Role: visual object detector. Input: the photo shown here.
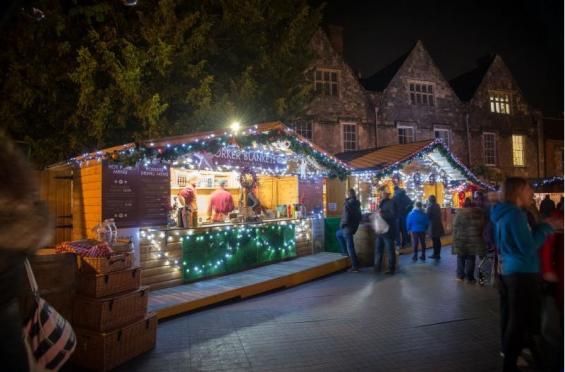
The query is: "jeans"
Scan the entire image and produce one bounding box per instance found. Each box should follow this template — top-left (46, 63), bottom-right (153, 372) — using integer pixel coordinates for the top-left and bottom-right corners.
top-left (411, 232), bottom-right (426, 258)
top-left (500, 274), bottom-right (544, 372)
top-left (396, 217), bottom-right (410, 247)
top-left (375, 236), bottom-right (396, 272)
top-left (431, 237), bottom-right (442, 257)
top-left (456, 255), bottom-right (476, 280)
top-left (336, 228), bottom-right (359, 269)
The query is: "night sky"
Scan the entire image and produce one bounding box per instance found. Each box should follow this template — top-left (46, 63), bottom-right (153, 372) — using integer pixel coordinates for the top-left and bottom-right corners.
top-left (315, 0), bottom-right (564, 116)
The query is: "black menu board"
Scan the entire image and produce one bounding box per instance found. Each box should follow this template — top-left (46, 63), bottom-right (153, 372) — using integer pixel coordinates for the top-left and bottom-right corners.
top-left (138, 164), bottom-right (170, 227)
top-left (102, 161), bottom-right (170, 228)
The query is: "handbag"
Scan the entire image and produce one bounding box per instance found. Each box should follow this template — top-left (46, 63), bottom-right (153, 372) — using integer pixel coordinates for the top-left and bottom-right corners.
top-left (371, 212), bottom-right (389, 234)
top-left (23, 258), bottom-right (76, 371)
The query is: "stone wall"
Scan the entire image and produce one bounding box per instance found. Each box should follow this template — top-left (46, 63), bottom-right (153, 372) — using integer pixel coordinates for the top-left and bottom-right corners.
top-left (305, 30), bottom-right (374, 154)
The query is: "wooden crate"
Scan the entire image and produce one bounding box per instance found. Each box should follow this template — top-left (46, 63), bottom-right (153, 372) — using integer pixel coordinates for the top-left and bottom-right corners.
top-left (77, 267), bottom-right (141, 298)
top-left (78, 252), bottom-right (133, 274)
top-left (73, 313), bottom-right (157, 371)
top-left (73, 286), bottom-right (149, 332)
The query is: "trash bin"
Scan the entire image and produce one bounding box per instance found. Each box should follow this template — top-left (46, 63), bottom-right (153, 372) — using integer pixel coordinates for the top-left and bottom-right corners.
top-left (324, 217), bottom-right (341, 253)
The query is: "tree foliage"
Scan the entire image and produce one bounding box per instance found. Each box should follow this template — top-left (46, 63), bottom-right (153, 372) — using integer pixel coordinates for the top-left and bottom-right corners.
top-left (0, 0), bottom-right (322, 167)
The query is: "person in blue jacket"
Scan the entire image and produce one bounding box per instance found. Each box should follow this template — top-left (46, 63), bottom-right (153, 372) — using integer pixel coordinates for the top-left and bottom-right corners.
top-left (491, 177), bottom-right (560, 372)
top-left (406, 201), bottom-right (430, 261)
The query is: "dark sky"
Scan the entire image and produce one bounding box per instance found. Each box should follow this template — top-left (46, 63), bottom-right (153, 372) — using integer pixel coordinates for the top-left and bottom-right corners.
top-left (315, 0), bottom-right (564, 115)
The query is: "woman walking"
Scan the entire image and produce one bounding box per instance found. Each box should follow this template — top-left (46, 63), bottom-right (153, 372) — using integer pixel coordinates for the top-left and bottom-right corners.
top-left (491, 177), bottom-right (559, 372)
top-left (452, 198), bottom-right (487, 283)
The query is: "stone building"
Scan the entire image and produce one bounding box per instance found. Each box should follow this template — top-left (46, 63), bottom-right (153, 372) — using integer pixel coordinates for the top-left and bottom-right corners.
top-left (542, 116), bottom-right (564, 177)
top-left (295, 28), bottom-right (549, 180)
top-left (360, 40), bottom-right (468, 163)
top-left (291, 26), bottom-right (375, 155)
top-left (450, 55), bottom-right (544, 180)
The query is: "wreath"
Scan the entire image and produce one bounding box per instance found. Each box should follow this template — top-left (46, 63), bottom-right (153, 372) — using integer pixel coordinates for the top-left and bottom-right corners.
top-left (239, 167), bottom-right (257, 190)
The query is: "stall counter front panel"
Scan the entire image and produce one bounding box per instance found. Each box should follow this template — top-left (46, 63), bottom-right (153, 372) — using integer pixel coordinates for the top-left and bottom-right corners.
top-left (138, 218), bottom-right (319, 289)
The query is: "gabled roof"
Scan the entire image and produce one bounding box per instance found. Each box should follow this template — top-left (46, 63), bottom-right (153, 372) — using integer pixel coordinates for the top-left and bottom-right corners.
top-left (337, 139), bottom-right (494, 190)
top-left (57, 121), bottom-right (351, 178)
top-left (336, 140), bottom-right (431, 169)
top-left (360, 50), bottom-right (411, 92)
top-left (449, 55), bottom-right (495, 102)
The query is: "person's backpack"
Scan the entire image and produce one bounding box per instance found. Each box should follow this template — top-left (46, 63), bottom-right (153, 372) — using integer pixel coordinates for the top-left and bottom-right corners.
top-left (371, 212), bottom-right (389, 234)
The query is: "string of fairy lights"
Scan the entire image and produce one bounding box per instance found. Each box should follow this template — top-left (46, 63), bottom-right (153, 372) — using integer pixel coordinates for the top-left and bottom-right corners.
top-left (68, 125), bottom-right (351, 180)
top-left (139, 218), bottom-right (314, 279)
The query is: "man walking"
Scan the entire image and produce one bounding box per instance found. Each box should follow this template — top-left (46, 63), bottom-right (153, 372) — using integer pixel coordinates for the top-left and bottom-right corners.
top-left (374, 187), bottom-right (397, 274)
top-left (426, 195), bottom-right (445, 259)
top-left (336, 189), bottom-right (362, 272)
top-left (393, 187), bottom-right (413, 249)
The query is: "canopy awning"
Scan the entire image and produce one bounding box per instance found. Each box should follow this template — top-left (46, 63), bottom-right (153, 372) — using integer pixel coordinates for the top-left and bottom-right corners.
top-left (336, 139), bottom-right (494, 190)
top-left (55, 122), bottom-right (351, 179)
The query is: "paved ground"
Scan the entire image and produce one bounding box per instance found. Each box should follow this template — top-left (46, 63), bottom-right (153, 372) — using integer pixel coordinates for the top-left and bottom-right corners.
top-left (118, 247), bottom-right (502, 372)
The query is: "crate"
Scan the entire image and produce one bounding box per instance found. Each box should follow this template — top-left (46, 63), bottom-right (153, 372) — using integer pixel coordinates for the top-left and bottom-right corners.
top-left (73, 313), bottom-right (157, 371)
top-left (78, 252), bottom-right (133, 274)
top-left (77, 267), bottom-right (141, 298)
top-left (73, 286), bottom-right (149, 332)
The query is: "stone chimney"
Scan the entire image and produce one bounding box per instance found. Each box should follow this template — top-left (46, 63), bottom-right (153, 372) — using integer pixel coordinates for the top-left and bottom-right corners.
top-left (326, 25), bottom-right (344, 55)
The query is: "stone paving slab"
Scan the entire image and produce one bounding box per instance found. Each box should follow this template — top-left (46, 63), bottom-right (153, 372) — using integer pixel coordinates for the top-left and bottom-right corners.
top-left (116, 246), bottom-right (503, 372)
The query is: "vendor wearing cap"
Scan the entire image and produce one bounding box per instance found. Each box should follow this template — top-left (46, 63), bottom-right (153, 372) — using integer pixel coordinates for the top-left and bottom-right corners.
top-left (208, 180), bottom-right (235, 222)
top-left (177, 177), bottom-right (198, 227)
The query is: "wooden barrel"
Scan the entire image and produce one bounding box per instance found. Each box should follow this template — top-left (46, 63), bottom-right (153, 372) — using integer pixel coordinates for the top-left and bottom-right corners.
top-left (22, 249), bottom-right (77, 321)
top-left (354, 223), bottom-right (375, 267)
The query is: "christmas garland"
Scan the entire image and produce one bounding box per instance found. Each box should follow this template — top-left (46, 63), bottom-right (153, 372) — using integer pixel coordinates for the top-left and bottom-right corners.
top-left (71, 126), bottom-right (350, 179)
top-left (533, 176), bottom-right (564, 188)
top-left (353, 139), bottom-right (495, 190)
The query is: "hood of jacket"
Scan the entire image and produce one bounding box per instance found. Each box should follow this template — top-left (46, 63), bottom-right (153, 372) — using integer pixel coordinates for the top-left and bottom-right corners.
top-left (490, 202), bottom-right (518, 224)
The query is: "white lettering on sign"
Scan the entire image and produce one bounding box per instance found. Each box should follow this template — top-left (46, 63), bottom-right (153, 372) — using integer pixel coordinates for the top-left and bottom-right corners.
top-left (213, 147), bottom-right (282, 165)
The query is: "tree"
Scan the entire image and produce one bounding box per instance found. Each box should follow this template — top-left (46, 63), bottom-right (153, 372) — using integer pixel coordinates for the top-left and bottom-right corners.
top-left (0, 0), bottom-right (322, 167)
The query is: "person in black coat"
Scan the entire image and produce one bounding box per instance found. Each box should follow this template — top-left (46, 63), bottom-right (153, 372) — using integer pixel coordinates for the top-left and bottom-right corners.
top-left (336, 189), bottom-right (362, 272)
top-left (426, 195), bottom-right (445, 259)
top-left (539, 194), bottom-right (556, 218)
top-left (393, 187), bottom-right (412, 248)
top-left (374, 187), bottom-right (398, 274)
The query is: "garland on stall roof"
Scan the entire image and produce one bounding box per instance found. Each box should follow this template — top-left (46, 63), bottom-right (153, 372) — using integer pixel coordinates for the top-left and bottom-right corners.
top-left (533, 176), bottom-right (564, 188)
top-left (353, 139), bottom-right (495, 190)
top-left (70, 126), bottom-right (351, 179)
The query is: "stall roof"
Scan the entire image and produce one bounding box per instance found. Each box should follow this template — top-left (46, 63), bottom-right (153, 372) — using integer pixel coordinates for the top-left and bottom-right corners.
top-left (336, 139), bottom-right (494, 190)
top-left (52, 121), bottom-right (350, 178)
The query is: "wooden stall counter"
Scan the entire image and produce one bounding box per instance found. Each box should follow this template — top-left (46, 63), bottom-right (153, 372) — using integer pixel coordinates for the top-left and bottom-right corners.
top-left (138, 217), bottom-right (323, 290)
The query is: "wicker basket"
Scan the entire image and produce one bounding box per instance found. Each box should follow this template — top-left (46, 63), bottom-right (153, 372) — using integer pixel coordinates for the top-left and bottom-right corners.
top-left (73, 286), bottom-right (149, 332)
top-left (77, 267), bottom-right (141, 298)
top-left (110, 240), bottom-right (133, 254)
top-left (73, 312), bottom-right (157, 371)
top-left (78, 252), bottom-right (133, 274)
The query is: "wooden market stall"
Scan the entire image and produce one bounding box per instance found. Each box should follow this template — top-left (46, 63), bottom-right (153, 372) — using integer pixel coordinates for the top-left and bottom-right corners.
top-left (46, 122), bottom-right (350, 290)
top-left (334, 139), bottom-right (495, 234)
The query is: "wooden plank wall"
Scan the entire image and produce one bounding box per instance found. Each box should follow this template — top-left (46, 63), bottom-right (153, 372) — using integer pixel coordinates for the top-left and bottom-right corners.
top-left (72, 164), bottom-right (102, 240)
top-left (256, 175), bottom-right (299, 210)
top-left (38, 168), bottom-right (73, 245)
top-left (139, 231), bottom-right (183, 290)
top-left (325, 177), bottom-right (347, 217)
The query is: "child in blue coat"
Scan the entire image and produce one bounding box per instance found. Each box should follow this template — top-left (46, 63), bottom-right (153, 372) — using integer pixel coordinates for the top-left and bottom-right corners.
top-left (406, 202), bottom-right (430, 261)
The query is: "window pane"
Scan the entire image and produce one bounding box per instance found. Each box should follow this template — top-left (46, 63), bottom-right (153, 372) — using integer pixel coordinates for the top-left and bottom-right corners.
top-left (410, 93), bottom-right (415, 104)
top-left (410, 83), bottom-right (414, 91)
top-left (331, 72), bottom-right (337, 82)
top-left (415, 85), bottom-right (421, 92)
top-left (331, 84), bottom-right (338, 96)
top-left (422, 95), bottom-right (428, 105)
top-left (429, 96), bottom-right (434, 106)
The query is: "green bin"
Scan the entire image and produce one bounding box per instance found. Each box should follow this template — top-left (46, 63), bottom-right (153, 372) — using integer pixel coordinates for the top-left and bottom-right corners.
top-left (324, 217), bottom-right (342, 253)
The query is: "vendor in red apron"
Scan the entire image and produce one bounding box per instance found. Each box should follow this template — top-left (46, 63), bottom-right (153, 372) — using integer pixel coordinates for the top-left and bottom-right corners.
top-left (177, 177), bottom-right (198, 227)
top-left (208, 181), bottom-right (235, 222)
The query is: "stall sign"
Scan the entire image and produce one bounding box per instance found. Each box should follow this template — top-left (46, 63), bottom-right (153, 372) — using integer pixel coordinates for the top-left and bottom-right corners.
top-left (189, 146), bottom-right (287, 171)
top-left (102, 161), bottom-right (170, 227)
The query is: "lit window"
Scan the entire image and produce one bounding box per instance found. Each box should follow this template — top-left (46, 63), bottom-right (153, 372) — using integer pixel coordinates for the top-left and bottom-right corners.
top-left (342, 123), bottom-right (357, 152)
top-left (489, 92), bottom-right (511, 114)
top-left (314, 68), bottom-right (339, 97)
top-left (512, 135), bottom-right (525, 167)
top-left (398, 126), bottom-right (415, 144)
top-left (483, 132), bottom-right (497, 166)
top-left (434, 128), bottom-right (450, 147)
top-left (291, 120), bottom-right (313, 141)
top-left (409, 82), bottom-right (435, 106)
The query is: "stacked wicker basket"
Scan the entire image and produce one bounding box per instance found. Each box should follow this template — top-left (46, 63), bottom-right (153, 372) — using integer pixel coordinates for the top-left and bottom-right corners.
top-left (71, 245), bottom-right (156, 371)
